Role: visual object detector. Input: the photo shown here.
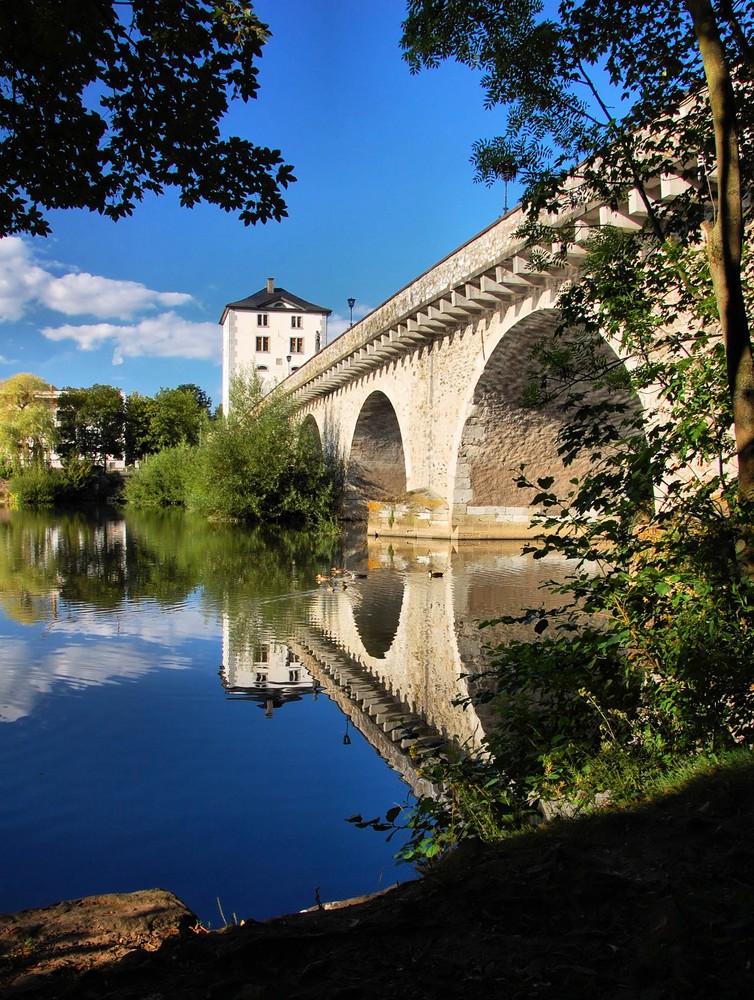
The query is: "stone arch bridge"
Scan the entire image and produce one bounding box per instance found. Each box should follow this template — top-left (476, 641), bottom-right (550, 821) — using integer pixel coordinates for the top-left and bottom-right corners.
top-left (280, 175), bottom-right (688, 540)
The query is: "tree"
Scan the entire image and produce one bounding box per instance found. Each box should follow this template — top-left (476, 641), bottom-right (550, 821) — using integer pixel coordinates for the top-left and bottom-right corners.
top-left (57, 384), bottom-right (125, 467)
top-left (150, 386), bottom-right (208, 450)
top-left (379, 3), bottom-right (754, 851)
top-left (0, 373), bottom-right (57, 471)
top-left (401, 0), bottom-right (754, 497)
top-left (124, 391), bottom-right (157, 464)
top-left (176, 384), bottom-right (213, 417)
top-left (187, 371), bottom-right (337, 523)
top-left (0, 1), bottom-right (295, 237)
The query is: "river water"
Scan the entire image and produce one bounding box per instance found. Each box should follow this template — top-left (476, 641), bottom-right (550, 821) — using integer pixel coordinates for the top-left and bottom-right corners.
top-left (0, 507), bottom-right (566, 926)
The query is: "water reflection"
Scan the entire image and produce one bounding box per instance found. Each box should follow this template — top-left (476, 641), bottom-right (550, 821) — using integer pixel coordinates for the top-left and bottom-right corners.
top-left (0, 510), bottom-right (565, 752)
top-left (0, 509), bottom-right (334, 721)
top-left (0, 510), bottom-right (419, 922)
top-left (220, 633), bottom-right (319, 716)
top-left (291, 536), bottom-right (566, 754)
top-left (210, 530), bottom-right (567, 798)
top-left (350, 572), bottom-right (405, 659)
top-left (0, 509), bottom-right (568, 922)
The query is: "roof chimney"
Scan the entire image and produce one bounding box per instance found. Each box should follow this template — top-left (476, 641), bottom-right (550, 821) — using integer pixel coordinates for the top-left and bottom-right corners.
top-left (266, 277), bottom-right (275, 294)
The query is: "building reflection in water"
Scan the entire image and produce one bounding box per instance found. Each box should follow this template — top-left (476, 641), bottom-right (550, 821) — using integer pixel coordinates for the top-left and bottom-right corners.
top-left (220, 631), bottom-right (320, 718)
top-left (218, 535), bottom-right (568, 796)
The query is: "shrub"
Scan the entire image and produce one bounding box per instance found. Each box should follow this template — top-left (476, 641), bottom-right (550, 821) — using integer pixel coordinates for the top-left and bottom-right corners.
top-left (59, 455), bottom-right (97, 498)
top-left (123, 445), bottom-right (196, 507)
top-left (124, 374), bottom-right (340, 524)
top-left (187, 373), bottom-right (339, 525)
top-left (362, 235), bottom-right (754, 865)
top-left (7, 468), bottom-right (64, 507)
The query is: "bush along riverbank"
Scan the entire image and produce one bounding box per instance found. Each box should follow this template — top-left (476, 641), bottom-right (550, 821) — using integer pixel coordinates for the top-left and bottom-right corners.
top-left (3, 374), bottom-right (342, 528)
top-left (1, 461), bottom-right (124, 509)
top-left (124, 374), bottom-right (340, 527)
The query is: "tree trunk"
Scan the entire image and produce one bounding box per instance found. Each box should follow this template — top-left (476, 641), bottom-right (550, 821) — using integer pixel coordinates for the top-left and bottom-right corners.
top-left (685, 0), bottom-right (754, 503)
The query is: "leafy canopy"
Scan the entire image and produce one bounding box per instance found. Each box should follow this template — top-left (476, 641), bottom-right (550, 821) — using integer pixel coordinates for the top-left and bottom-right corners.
top-left (150, 386), bottom-right (209, 450)
top-left (369, 3), bottom-right (754, 862)
top-left (56, 383), bottom-right (125, 467)
top-left (403, 1), bottom-right (754, 501)
top-left (125, 372), bottom-right (340, 525)
top-left (402, 0), bottom-right (752, 212)
top-left (0, 373), bottom-right (57, 471)
top-left (0, 0), bottom-right (295, 236)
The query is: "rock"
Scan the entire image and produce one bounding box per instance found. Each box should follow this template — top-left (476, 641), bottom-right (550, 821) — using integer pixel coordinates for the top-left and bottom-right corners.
top-left (0, 889), bottom-right (196, 993)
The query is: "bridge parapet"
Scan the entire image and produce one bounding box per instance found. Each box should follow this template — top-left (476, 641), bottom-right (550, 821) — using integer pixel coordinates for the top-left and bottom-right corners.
top-left (280, 160), bottom-right (687, 406)
top-left (283, 207), bottom-right (533, 403)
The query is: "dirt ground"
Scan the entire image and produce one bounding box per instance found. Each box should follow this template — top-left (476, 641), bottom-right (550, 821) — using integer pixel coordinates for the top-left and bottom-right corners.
top-left (2, 760), bottom-right (753, 1000)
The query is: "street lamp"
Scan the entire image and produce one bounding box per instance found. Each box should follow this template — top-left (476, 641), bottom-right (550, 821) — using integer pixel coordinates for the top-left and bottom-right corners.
top-left (347, 297), bottom-right (355, 328)
top-left (286, 354), bottom-right (291, 375)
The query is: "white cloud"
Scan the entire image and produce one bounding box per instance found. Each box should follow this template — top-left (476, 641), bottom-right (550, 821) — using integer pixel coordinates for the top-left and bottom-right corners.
top-left (0, 598), bottom-right (202, 723)
top-left (40, 272), bottom-right (192, 319)
top-left (0, 236), bottom-right (215, 366)
top-left (0, 237), bottom-right (50, 321)
top-left (42, 312), bottom-right (221, 365)
top-left (0, 236), bottom-right (194, 323)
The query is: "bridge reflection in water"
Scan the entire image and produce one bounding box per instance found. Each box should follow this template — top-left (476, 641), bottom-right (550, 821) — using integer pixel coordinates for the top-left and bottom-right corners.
top-left (220, 536), bottom-right (566, 797)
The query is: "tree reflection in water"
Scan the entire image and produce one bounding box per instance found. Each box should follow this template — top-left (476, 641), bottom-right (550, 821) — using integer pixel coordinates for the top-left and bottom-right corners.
top-left (0, 508), bottom-right (566, 926)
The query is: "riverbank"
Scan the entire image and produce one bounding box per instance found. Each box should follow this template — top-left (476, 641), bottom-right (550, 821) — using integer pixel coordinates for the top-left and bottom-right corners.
top-left (2, 756), bottom-right (753, 999)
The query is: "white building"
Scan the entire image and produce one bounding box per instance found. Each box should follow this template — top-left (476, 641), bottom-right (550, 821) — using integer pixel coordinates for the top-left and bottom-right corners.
top-left (220, 278), bottom-right (331, 413)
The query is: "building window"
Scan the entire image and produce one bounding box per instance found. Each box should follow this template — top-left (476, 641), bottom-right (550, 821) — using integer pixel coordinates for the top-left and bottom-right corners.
top-left (256, 336), bottom-right (269, 352)
top-left (290, 337), bottom-right (304, 354)
top-left (257, 314), bottom-right (268, 327)
top-left (256, 364), bottom-right (268, 372)
top-left (291, 315), bottom-right (302, 329)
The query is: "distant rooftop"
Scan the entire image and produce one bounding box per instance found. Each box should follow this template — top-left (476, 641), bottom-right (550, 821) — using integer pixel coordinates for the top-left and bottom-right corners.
top-left (220, 281), bottom-right (331, 323)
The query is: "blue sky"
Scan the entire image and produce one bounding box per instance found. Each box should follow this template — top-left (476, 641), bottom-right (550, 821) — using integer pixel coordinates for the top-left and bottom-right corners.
top-left (0, 0), bottom-right (514, 410)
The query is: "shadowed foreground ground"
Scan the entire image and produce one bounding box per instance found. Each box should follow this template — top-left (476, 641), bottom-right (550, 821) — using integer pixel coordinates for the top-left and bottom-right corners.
top-left (2, 761), bottom-right (753, 999)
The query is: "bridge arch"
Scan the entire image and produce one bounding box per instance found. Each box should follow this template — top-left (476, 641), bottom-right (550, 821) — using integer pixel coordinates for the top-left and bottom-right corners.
top-left (299, 414), bottom-right (323, 453)
top-left (306, 548), bottom-right (486, 744)
top-left (451, 309), bottom-right (648, 511)
top-left (347, 390), bottom-right (408, 504)
top-left (350, 571), bottom-right (405, 659)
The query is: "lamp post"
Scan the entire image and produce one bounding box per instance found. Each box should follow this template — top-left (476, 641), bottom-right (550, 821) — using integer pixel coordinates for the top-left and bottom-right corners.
top-left (347, 297), bottom-right (355, 328)
top-left (286, 354), bottom-right (291, 375)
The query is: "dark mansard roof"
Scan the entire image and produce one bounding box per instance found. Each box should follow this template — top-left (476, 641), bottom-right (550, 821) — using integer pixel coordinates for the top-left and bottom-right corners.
top-left (220, 285), bottom-right (331, 323)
